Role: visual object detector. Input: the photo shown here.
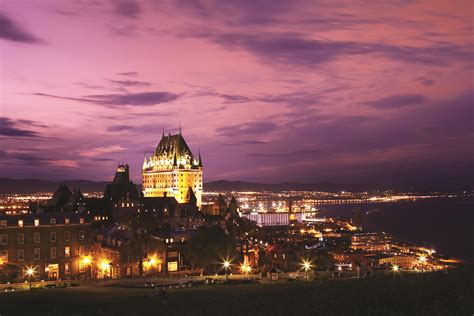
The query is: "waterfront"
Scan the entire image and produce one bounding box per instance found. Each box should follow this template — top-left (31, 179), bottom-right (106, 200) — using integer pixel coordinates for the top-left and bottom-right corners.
top-left (319, 197), bottom-right (474, 261)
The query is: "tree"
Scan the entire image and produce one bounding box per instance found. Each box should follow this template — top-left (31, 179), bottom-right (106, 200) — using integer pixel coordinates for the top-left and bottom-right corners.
top-left (0, 264), bottom-right (19, 283)
top-left (184, 225), bottom-right (239, 274)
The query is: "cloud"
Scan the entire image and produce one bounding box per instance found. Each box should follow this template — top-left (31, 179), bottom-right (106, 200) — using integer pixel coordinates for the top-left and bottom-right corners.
top-left (0, 117), bottom-right (43, 138)
top-left (107, 79), bottom-right (152, 87)
top-left (188, 32), bottom-right (472, 68)
top-left (78, 145), bottom-right (126, 158)
top-left (0, 12), bottom-right (43, 44)
top-left (215, 122), bottom-right (277, 138)
top-left (116, 71), bottom-right (139, 77)
top-left (113, 0), bottom-right (141, 19)
top-left (364, 94), bottom-right (426, 109)
top-left (33, 91), bottom-right (181, 107)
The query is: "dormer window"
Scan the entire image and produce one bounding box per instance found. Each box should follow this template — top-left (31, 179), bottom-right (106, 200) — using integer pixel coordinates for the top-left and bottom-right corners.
top-left (18, 220), bottom-right (23, 228)
top-left (79, 217), bottom-right (84, 225)
top-left (65, 218), bottom-right (70, 225)
top-left (50, 218), bottom-right (56, 225)
top-left (34, 219), bottom-right (40, 227)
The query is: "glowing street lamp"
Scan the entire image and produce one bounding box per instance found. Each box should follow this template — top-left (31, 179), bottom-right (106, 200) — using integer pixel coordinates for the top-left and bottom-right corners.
top-left (26, 267), bottom-right (35, 290)
top-left (81, 256), bottom-right (92, 279)
top-left (392, 265), bottom-right (399, 272)
top-left (302, 260), bottom-right (312, 280)
top-left (223, 260), bottom-right (231, 281)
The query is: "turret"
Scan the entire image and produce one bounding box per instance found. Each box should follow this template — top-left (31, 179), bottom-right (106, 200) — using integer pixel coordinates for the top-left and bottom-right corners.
top-left (198, 150), bottom-right (203, 168)
top-left (142, 156), bottom-right (147, 170)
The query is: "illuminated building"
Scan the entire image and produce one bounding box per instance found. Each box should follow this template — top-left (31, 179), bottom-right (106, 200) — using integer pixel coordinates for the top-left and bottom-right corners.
top-left (142, 131), bottom-right (203, 208)
top-left (379, 255), bottom-right (418, 269)
top-left (0, 213), bottom-right (93, 281)
top-left (351, 232), bottom-right (391, 252)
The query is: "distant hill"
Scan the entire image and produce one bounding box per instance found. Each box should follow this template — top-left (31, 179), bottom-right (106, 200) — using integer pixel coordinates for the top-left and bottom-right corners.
top-left (0, 178), bottom-right (110, 194)
top-left (0, 178), bottom-right (468, 195)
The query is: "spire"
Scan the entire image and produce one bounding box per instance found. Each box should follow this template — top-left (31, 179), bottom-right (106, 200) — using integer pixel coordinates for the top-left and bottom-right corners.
top-left (179, 122), bottom-right (182, 136)
top-left (198, 149), bottom-right (203, 168)
top-left (142, 155), bottom-right (147, 169)
top-left (162, 125), bottom-right (165, 138)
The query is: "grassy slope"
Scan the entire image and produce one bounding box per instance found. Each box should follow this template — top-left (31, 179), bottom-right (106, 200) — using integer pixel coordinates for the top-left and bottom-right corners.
top-left (0, 268), bottom-right (472, 316)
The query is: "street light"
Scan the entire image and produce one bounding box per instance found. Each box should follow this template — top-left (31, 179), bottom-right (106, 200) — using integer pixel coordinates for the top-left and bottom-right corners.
top-left (26, 267), bottom-right (35, 290)
top-left (302, 260), bottom-right (312, 280)
top-left (392, 265), bottom-right (399, 272)
top-left (81, 256), bottom-right (92, 279)
top-left (223, 260), bottom-right (231, 281)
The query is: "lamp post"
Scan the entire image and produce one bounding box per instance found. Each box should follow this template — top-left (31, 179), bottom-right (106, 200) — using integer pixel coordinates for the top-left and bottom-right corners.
top-left (26, 267), bottom-right (34, 290)
top-left (223, 260), bottom-right (230, 281)
top-left (302, 260), bottom-right (311, 280)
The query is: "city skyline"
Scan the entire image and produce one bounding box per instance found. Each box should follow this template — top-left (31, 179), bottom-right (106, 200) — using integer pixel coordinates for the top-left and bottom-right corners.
top-left (1, 1), bottom-right (473, 188)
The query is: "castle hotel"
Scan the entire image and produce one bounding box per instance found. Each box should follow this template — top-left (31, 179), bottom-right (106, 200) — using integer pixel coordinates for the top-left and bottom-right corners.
top-left (142, 131), bottom-right (203, 208)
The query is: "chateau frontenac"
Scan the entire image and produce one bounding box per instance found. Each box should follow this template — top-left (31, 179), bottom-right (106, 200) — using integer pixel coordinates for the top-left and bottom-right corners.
top-left (142, 131), bottom-right (203, 208)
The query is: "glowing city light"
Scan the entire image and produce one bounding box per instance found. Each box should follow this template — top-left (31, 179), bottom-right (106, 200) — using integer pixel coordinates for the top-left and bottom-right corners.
top-left (392, 265), bottom-right (399, 272)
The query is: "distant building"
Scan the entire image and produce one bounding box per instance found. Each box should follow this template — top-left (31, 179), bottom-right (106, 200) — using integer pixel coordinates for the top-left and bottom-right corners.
top-left (379, 255), bottom-right (417, 269)
top-left (351, 232), bottom-right (391, 252)
top-left (92, 224), bottom-right (179, 278)
top-left (0, 212), bottom-right (93, 281)
top-left (142, 132), bottom-right (203, 208)
top-left (242, 212), bottom-right (303, 227)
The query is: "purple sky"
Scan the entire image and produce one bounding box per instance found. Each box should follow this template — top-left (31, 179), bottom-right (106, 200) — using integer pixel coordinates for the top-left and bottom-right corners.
top-left (0, 0), bottom-right (472, 187)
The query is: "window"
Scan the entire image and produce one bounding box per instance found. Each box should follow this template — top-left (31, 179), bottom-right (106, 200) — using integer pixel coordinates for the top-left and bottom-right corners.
top-left (79, 245), bottom-right (85, 256)
top-left (0, 235), bottom-right (7, 245)
top-left (50, 232), bottom-right (56, 243)
top-left (64, 231), bottom-right (70, 242)
top-left (65, 263), bottom-right (71, 274)
top-left (0, 220), bottom-right (7, 227)
top-left (80, 217), bottom-right (84, 224)
top-left (34, 248), bottom-right (40, 260)
top-left (79, 261), bottom-right (85, 273)
top-left (18, 233), bottom-right (24, 244)
top-left (65, 246), bottom-right (70, 257)
top-left (167, 251), bottom-right (178, 258)
top-left (34, 219), bottom-right (40, 227)
top-left (34, 232), bottom-right (40, 243)
top-left (18, 220), bottom-right (23, 228)
top-left (79, 231), bottom-right (85, 241)
top-left (18, 249), bottom-right (24, 261)
top-left (0, 250), bottom-right (8, 262)
top-left (50, 218), bottom-right (56, 225)
top-left (50, 247), bottom-right (56, 259)
top-left (65, 218), bottom-right (70, 225)
top-left (167, 261), bottom-right (178, 272)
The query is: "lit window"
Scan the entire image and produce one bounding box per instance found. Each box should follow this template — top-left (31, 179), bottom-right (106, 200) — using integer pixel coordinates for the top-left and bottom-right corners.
top-left (18, 249), bottom-right (24, 261)
top-left (65, 218), bottom-right (70, 225)
top-left (50, 247), bottom-right (56, 259)
top-left (18, 220), bottom-right (23, 228)
top-left (34, 219), bottom-right (40, 227)
top-left (50, 232), bottom-right (56, 243)
top-left (0, 250), bottom-right (8, 262)
top-left (79, 217), bottom-right (84, 225)
top-left (65, 263), bottom-right (71, 274)
top-left (167, 261), bottom-right (178, 272)
top-left (65, 246), bottom-right (70, 257)
top-left (34, 248), bottom-right (41, 260)
top-left (79, 261), bottom-right (85, 273)
top-left (50, 218), bottom-right (56, 225)
top-left (18, 233), bottom-right (24, 244)
top-left (79, 245), bottom-right (85, 256)
top-left (0, 220), bottom-right (6, 227)
top-left (34, 233), bottom-right (40, 243)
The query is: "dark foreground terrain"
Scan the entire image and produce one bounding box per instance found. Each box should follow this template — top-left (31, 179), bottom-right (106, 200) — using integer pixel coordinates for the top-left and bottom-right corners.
top-left (0, 268), bottom-right (472, 316)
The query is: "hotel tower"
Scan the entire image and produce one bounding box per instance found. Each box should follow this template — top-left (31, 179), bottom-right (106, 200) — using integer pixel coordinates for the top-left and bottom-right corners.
top-left (142, 131), bottom-right (203, 208)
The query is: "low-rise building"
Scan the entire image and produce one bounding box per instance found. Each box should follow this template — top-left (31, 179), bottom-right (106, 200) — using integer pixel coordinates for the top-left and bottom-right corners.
top-left (0, 212), bottom-right (93, 281)
top-left (351, 232), bottom-right (391, 252)
top-left (379, 255), bottom-right (418, 269)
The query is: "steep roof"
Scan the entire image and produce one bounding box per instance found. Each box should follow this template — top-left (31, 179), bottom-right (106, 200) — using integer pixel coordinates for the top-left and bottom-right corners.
top-left (154, 133), bottom-right (195, 161)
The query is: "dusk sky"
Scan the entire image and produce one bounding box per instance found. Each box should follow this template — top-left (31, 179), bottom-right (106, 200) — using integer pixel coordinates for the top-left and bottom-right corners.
top-left (0, 0), bottom-right (472, 187)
